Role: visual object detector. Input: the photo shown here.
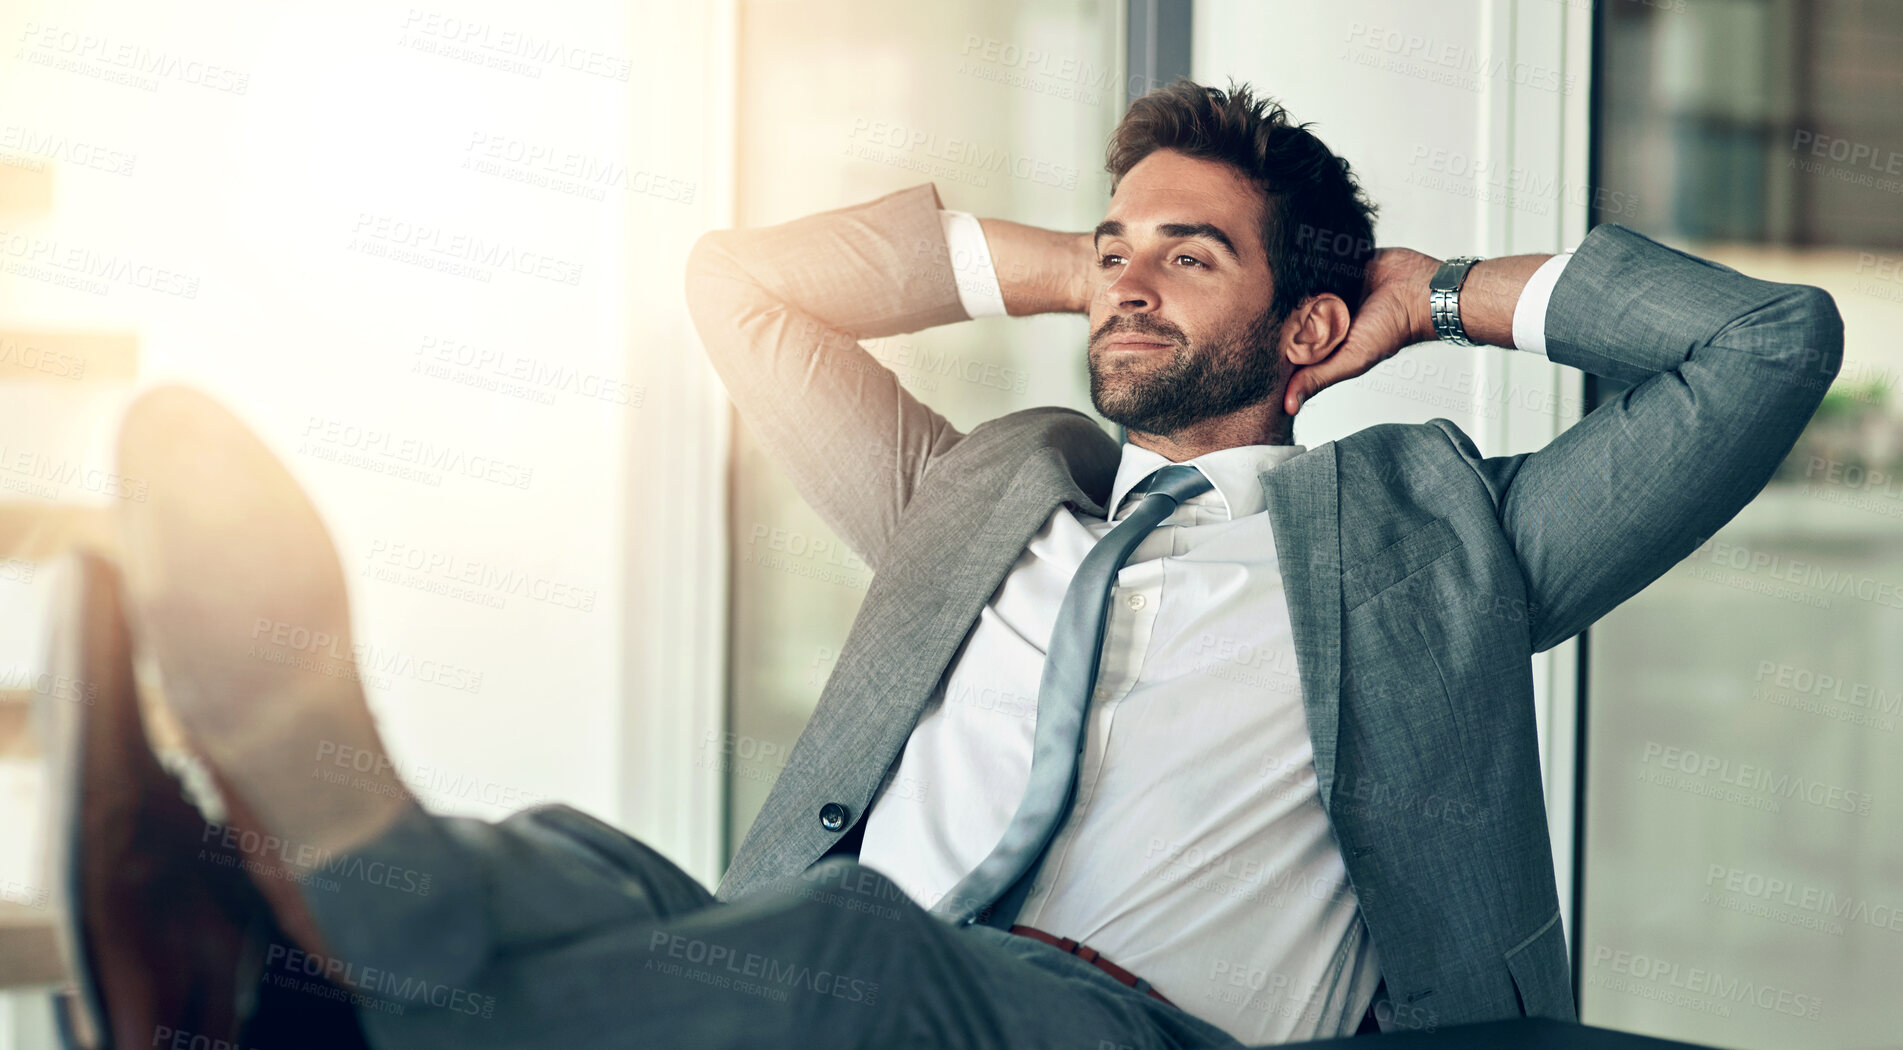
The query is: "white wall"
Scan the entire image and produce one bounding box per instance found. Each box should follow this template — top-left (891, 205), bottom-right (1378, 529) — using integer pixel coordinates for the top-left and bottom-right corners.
top-left (0, 0), bottom-right (738, 870)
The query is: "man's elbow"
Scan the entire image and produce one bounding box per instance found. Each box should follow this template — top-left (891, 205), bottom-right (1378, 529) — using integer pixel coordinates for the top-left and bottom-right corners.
top-left (684, 229), bottom-right (741, 316)
top-left (685, 228), bottom-right (780, 354)
top-left (1771, 284), bottom-right (1845, 390)
top-left (1718, 283), bottom-right (1844, 408)
top-left (1794, 283), bottom-right (1845, 378)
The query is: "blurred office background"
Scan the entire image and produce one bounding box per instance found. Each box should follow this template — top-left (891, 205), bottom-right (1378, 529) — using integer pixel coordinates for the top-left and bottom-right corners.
top-left (1585, 3), bottom-right (1903, 1050)
top-left (0, 1), bottom-right (1895, 1047)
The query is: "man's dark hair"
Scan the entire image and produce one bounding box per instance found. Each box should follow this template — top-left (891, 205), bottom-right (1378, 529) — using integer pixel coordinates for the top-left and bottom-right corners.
top-left (1106, 78), bottom-right (1378, 323)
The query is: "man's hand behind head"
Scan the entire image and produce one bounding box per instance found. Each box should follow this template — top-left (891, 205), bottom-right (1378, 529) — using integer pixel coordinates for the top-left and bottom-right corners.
top-left (1284, 247), bottom-right (1440, 416)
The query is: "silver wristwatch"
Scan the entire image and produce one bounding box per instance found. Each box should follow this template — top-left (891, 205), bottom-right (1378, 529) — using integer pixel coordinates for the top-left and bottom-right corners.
top-left (1429, 256), bottom-right (1483, 347)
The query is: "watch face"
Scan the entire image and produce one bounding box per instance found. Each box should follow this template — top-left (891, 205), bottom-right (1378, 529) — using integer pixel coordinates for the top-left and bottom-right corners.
top-left (1431, 257), bottom-right (1480, 291)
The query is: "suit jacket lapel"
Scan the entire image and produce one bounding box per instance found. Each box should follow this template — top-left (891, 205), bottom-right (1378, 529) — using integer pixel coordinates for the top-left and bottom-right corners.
top-left (1261, 444), bottom-right (1344, 805)
top-left (869, 443), bottom-right (1104, 723)
top-left (719, 431), bottom-right (1112, 897)
top-left (834, 443), bottom-right (1105, 801)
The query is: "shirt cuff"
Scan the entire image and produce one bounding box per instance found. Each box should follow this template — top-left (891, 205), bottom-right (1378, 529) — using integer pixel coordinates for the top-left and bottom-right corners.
top-left (1509, 253), bottom-right (1572, 357)
top-left (938, 210), bottom-right (1008, 319)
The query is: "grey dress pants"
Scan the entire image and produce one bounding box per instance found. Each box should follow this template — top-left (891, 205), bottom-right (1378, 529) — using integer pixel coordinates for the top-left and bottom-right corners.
top-left (288, 803), bottom-right (1247, 1050)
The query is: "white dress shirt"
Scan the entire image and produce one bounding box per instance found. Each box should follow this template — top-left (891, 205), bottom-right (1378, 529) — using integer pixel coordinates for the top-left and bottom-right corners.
top-left (857, 213), bottom-right (1572, 1044)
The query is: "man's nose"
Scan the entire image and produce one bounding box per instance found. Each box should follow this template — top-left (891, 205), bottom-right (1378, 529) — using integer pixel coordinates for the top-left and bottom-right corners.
top-left (1106, 259), bottom-right (1160, 313)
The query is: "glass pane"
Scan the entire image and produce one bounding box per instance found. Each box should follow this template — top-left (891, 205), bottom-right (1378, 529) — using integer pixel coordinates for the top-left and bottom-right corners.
top-left (1582, 3), bottom-right (1903, 1048)
top-left (724, 0), bottom-right (1121, 862)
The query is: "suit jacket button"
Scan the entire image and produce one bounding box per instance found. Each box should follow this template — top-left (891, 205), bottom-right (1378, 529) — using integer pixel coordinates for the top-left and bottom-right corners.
top-left (819, 802), bottom-right (849, 832)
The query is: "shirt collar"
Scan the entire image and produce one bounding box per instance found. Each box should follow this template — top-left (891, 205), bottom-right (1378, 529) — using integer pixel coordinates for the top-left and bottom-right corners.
top-left (1105, 441), bottom-right (1307, 522)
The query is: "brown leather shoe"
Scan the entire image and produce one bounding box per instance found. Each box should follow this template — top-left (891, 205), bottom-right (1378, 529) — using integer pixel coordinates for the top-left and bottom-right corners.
top-left (44, 550), bottom-right (370, 1050)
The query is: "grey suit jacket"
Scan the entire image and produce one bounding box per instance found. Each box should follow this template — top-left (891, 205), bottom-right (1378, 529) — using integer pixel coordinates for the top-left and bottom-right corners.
top-left (683, 184), bottom-right (1844, 1033)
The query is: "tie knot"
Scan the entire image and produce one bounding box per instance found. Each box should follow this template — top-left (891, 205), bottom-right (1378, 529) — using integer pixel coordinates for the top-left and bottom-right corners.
top-left (1138, 464), bottom-right (1212, 505)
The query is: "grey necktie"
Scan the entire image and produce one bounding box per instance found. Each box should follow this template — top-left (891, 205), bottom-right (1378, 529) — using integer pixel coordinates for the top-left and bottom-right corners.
top-left (932, 463), bottom-right (1213, 928)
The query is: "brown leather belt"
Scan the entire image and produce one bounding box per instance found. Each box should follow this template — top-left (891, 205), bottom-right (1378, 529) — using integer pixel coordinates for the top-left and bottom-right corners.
top-left (1008, 925), bottom-right (1174, 1006)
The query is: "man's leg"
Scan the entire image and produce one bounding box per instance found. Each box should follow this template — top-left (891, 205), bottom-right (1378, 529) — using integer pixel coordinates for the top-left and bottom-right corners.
top-left (295, 802), bottom-right (1243, 1050)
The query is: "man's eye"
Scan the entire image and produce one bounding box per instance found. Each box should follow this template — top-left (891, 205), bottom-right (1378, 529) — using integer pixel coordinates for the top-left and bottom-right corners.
top-left (1175, 255), bottom-right (1207, 268)
top-left (1098, 253), bottom-right (1126, 268)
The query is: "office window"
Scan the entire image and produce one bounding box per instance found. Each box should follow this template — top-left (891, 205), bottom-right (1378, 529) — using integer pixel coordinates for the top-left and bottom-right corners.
top-left (1580, 2), bottom-right (1903, 1048)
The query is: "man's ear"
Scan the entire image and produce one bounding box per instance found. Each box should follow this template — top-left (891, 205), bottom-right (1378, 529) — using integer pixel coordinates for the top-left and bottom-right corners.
top-left (1279, 293), bottom-right (1352, 368)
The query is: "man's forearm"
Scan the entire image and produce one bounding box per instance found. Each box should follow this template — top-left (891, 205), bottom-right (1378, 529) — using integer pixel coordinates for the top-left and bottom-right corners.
top-left (1450, 255), bottom-right (1554, 349)
top-left (1385, 252), bottom-right (1555, 350)
top-left (977, 218), bottom-right (1094, 316)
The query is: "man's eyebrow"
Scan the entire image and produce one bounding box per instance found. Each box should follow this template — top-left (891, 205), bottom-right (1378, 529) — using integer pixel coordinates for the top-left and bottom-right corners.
top-left (1092, 220), bottom-right (1242, 263)
top-left (1158, 222), bottom-right (1241, 262)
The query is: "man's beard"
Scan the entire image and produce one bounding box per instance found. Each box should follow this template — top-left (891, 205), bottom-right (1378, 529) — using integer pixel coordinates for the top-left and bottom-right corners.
top-left (1087, 305), bottom-right (1287, 437)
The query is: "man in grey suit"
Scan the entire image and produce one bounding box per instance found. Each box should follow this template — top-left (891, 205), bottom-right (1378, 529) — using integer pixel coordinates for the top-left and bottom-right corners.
top-left (70, 80), bottom-right (1839, 1049)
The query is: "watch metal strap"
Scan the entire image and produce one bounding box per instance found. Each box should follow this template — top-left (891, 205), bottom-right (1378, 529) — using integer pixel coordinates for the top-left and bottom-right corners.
top-left (1429, 255), bottom-right (1483, 347)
